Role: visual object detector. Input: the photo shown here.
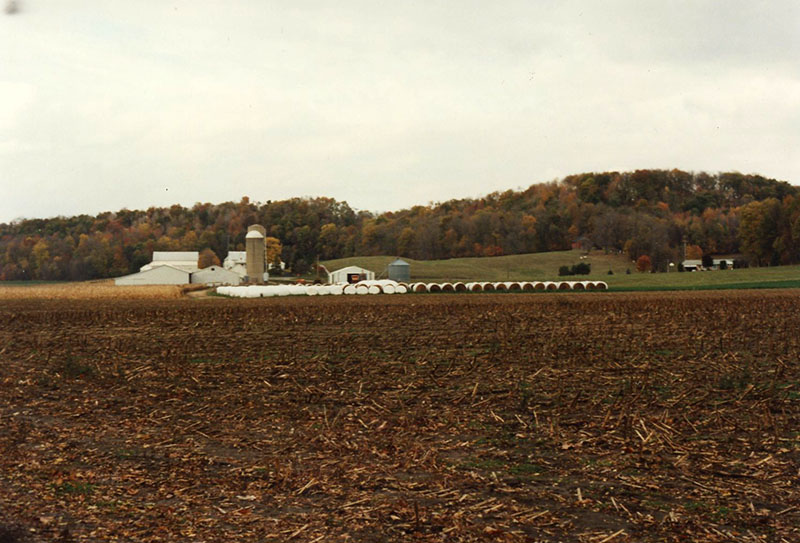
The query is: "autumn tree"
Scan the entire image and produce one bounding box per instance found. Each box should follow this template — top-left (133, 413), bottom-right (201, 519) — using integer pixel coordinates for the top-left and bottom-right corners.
top-left (265, 236), bottom-right (283, 269)
top-left (198, 248), bottom-right (220, 268)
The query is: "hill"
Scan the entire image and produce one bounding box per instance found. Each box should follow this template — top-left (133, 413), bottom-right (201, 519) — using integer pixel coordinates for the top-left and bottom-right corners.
top-left (2, 169), bottom-right (799, 281)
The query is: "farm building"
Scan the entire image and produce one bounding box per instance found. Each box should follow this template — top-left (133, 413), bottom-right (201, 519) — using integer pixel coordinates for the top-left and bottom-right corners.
top-left (223, 251), bottom-right (247, 277)
top-left (328, 266), bottom-right (375, 284)
top-left (682, 259), bottom-right (702, 271)
top-left (141, 251), bottom-right (199, 272)
top-left (191, 266), bottom-right (242, 286)
top-left (387, 258), bottom-right (410, 282)
top-left (246, 227), bottom-right (267, 283)
top-left (115, 265), bottom-right (192, 286)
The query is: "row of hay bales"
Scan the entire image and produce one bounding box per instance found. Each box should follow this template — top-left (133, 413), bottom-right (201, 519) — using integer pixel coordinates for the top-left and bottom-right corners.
top-left (217, 280), bottom-right (409, 298)
top-left (407, 280), bottom-right (608, 293)
top-left (218, 280), bottom-right (608, 298)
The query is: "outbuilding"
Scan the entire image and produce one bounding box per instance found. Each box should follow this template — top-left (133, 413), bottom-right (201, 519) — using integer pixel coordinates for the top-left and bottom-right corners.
top-left (115, 265), bottom-right (192, 286)
top-left (328, 265), bottom-right (375, 284)
top-left (387, 258), bottom-right (410, 282)
top-left (682, 259), bottom-right (702, 272)
top-left (191, 266), bottom-right (242, 286)
top-left (140, 251), bottom-right (199, 272)
top-left (223, 251), bottom-right (247, 278)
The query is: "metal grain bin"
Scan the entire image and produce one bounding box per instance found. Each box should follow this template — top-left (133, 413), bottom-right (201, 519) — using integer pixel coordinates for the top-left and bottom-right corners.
top-left (387, 258), bottom-right (410, 282)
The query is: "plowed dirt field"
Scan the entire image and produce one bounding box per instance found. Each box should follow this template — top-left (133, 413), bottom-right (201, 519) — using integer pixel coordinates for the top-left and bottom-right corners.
top-left (2, 291), bottom-right (799, 542)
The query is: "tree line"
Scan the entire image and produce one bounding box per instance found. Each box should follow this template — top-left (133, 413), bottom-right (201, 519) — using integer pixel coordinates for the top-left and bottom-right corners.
top-left (1, 169), bottom-right (799, 281)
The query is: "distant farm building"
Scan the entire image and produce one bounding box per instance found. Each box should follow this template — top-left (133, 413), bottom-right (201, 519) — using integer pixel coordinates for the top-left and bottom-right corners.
top-left (682, 259), bottom-right (702, 272)
top-left (329, 266), bottom-right (375, 284)
top-left (387, 258), bottom-right (410, 282)
top-left (223, 251), bottom-right (247, 277)
top-left (141, 251), bottom-right (199, 272)
top-left (191, 266), bottom-right (242, 286)
top-left (115, 265), bottom-right (192, 286)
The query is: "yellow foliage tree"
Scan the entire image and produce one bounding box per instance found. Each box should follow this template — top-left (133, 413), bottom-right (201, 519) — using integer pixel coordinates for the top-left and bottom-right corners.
top-left (265, 236), bottom-right (283, 267)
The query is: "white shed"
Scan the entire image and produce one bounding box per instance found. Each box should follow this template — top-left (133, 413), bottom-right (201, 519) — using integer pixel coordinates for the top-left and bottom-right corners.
top-left (682, 259), bottom-right (702, 271)
top-left (140, 251), bottom-right (199, 272)
top-left (191, 266), bottom-right (242, 286)
top-left (328, 265), bottom-right (375, 284)
top-left (115, 265), bottom-right (192, 286)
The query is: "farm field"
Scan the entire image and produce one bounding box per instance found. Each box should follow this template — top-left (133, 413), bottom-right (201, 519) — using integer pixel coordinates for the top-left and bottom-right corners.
top-left (0, 281), bottom-right (189, 300)
top-left (323, 251), bottom-right (800, 291)
top-left (1, 292), bottom-right (800, 542)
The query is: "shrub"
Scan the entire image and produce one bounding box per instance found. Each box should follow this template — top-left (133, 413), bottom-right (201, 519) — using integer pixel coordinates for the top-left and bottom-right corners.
top-left (572, 262), bottom-right (591, 275)
top-left (559, 263), bottom-right (591, 276)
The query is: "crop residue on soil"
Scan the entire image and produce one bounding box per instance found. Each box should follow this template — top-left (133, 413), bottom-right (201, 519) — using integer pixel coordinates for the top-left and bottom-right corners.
top-left (1, 291), bottom-right (799, 542)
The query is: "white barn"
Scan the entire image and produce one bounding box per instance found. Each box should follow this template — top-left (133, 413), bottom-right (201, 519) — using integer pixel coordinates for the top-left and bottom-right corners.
top-left (223, 251), bottom-right (247, 278)
top-left (191, 266), bottom-right (242, 286)
top-left (141, 251), bottom-right (199, 272)
top-left (328, 265), bottom-right (375, 284)
top-left (115, 265), bottom-right (192, 286)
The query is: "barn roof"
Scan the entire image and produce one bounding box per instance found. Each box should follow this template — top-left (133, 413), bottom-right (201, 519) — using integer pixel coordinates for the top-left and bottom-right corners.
top-left (153, 251), bottom-right (199, 262)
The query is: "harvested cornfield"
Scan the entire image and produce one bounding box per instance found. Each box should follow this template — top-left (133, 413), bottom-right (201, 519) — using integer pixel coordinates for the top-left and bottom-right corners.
top-left (1, 291), bottom-right (800, 542)
top-left (0, 281), bottom-right (187, 300)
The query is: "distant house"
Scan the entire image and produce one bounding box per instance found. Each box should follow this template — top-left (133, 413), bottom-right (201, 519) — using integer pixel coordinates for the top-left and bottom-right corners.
top-left (712, 259), bottom-right (734, 270)
top-left (115, 265), bottom-right (192, 286)
top-left (328, 266), bottom-right (375, 284)
top-left (141, 251), bottom-right (199, 272)
top-left (191, 266), bottom-right (241, 286)
top-left (682, 259), bottom-right (702, 272)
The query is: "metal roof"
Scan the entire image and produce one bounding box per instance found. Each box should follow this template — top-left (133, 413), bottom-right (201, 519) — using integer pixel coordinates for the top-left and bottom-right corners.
top-left (152, 251), bottom-right (199, 261)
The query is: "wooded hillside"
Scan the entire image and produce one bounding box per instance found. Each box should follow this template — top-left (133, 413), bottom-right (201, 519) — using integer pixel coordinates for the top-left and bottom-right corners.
top-left (2, 170), bottom-right (799, 281)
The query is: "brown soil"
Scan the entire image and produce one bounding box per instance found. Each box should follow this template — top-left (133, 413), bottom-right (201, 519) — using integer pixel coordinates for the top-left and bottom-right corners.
top-left (1, 291), bottom-right (799, 541)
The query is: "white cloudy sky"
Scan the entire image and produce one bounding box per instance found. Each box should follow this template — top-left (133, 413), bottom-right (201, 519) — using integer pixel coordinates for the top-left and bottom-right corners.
top-left (1, 1), bottom-right (798, 222)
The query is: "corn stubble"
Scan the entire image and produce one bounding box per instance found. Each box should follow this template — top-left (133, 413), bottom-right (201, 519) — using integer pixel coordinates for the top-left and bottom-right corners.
top-left (0, 290), bottom-right (798, 542)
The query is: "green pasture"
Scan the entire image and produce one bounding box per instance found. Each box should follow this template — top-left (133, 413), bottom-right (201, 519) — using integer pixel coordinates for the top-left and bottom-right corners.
top-left (323, 250), bottom-right (800, 291)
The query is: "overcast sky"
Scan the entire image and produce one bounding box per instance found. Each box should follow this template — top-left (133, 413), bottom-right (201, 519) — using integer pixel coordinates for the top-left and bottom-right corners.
top-left (1, 1), bottom-right (798, 223)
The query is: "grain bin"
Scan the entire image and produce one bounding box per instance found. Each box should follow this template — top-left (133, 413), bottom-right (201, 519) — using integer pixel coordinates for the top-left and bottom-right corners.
top-left (387, 258), bottom-right (411, 282)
